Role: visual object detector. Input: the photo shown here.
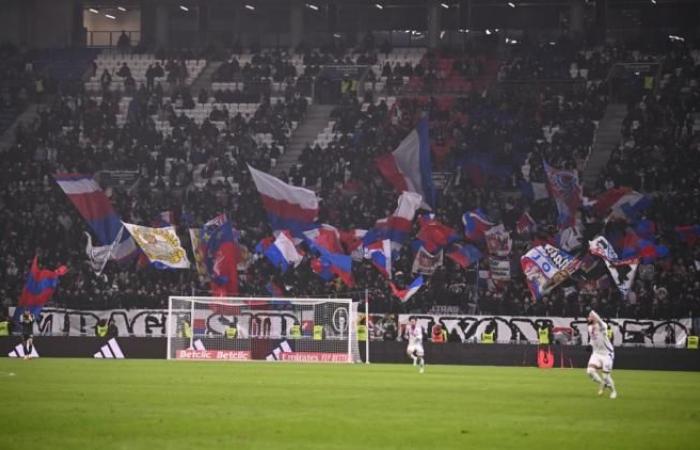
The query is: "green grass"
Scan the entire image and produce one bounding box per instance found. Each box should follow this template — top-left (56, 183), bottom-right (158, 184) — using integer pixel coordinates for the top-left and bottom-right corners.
top-left (1, 359), bottom-right (699, 450)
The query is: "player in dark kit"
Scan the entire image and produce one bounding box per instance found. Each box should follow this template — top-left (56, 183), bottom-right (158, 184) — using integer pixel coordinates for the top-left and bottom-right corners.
top-left (20, 311), bottom-right (35, 360)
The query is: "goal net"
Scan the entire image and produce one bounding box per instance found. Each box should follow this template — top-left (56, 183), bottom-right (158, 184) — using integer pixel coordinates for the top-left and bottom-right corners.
top-left (167, 296), bottom-right (361, 363)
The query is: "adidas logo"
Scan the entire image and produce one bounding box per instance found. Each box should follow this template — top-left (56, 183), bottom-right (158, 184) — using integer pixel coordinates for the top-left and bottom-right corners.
top-left (265, 340), bottom-right (292, 361)
top-left (8, 343), bottom-right (39, 358)
top-left (94, 338), bottom-right (125, 359)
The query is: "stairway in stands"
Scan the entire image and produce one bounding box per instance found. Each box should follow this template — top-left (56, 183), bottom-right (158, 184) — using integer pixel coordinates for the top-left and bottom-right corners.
top-left (582, 103), bottom-right (627, 190)
top-left (189, 61), bottom-right (221, 96)
top-left (272, 104), bottom-right (335, 178)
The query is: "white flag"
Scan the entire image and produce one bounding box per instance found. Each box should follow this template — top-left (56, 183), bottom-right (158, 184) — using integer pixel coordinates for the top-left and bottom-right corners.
top-left (122, 223), bottom-right (191, 269)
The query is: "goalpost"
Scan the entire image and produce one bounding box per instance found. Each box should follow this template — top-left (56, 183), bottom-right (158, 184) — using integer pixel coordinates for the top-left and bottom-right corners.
top-left (167, 296), bottom-right (363, 363)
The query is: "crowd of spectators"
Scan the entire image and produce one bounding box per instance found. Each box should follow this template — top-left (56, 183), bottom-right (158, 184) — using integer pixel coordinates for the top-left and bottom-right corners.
top-left (0, 39), bottom-right (698, 326)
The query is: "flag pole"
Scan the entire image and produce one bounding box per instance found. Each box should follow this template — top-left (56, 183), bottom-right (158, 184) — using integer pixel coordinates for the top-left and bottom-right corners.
top-left (474, 259), bottom-right (479, 313)
top-left (365, 288), bottom-right (370, 364)
top-left (98, 225), bottom-right (124, 276)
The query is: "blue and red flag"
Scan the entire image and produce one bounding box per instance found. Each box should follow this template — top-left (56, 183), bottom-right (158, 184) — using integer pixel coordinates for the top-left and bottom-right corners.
top-left (676, 225), bottom-right (700, 246)
top-left (618, 230), bottom-right (669, 263)
top-left (446, 243), bottom-right (482, 268)
top-left (54, 173), bottom-right (137, 262)
top-left (416, 218), bottom-right (459, 254)
top-left (462, 209), bottom-right (494, 242)
top-left (308, 240), bottom-right (354, 286)
top-left (200, 214), bottom-right (240, 296)
top-left (15, 256), bottom-right (68, 317)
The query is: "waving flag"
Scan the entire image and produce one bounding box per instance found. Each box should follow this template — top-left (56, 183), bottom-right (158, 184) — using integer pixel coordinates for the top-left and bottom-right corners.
top-left (618, 230), bottom-right (669, 263)
top-left (484, 224), bottom-right (512, 257)
top-left (462, 209), bottom-right (494, 242)
top-left (589, 236), bottom-right (639, 295)
top-left (676, 225), bottom-right (700, 246)
top-left (264, 231), bottom-right (304, 273)
top-left (516, 212), bottom-right (537, 235)
top-left (543, 162), bottom-right (582, 229)
top-left (339, 229), bottom-right (367, 260)
top-left (520, 244), bottom-right (580, 299)
top-left (309, 241), bottom-right (355, 286)
top-left (123, 223), bottom-right (191, 269)
top-left (137, 211), bottom-right (175, 269)
top-left (303, 224), bottom-right (344, 254)
top-left (591, 187), bottom-right (651, 221)
top-left (416, 218), bottom-right (459, 254)
top-left (16, 256), bottom-right (68, 317)
top-left (365, 239), bottom-right (392, 279)
top-left (389, 276), bottom-right (424, 303)
top-left (363, 191), bottom-right (422, 251)
top-left (447, 243), bottom-right (482, 268)
top-left (248, 165), bottom-right (319, 236)
top-left (54, 173), bottom-right (137, 262)
top-left (376, 117), bottom-right (435, 209)
top-left (200, 215), bottom-right (240, 296)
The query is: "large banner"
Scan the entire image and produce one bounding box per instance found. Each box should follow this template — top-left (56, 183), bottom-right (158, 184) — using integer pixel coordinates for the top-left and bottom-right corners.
top-left (8, 308), bottom-right (692, 348)
top-left (9, 306), bottom-right (352, 340)
top-left (368, 314), bottom-right (691, 348)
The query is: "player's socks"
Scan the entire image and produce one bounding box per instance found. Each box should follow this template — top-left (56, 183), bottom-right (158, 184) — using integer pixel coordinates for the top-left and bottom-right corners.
top-left (418, 357), bottom-right (424, 373)
top-left (603, 373), bottom-right (616, 398)
top-left (411, 354), bottom-right (417, 366)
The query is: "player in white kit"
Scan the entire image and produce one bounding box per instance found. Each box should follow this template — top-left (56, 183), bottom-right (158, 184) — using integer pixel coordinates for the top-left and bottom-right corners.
top-left (405, 317), bottom-right (425, 373)
top-left (586, 310), bottom-right (617, 399)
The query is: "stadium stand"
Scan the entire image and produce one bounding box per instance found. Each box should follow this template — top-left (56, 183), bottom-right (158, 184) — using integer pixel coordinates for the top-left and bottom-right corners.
top-left (0, 38), bottom-right (697, 324)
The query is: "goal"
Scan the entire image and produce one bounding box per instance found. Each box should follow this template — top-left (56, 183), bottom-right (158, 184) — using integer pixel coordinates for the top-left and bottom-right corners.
top-left (167, 296), bottom-right (362, 363)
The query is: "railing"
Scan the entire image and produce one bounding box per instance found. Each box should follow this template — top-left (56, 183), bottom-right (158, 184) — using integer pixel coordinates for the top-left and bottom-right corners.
top-left (86, 30), bottom-right (141, 48)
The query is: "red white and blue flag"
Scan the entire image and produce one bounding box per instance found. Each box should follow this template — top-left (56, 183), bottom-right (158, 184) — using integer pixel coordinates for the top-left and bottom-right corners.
top-left (376, 117), bottom-right (435, 209)
top-left (303, 224), bottom-right (344, 254)
top-left (339, 228), bottom-right (367, 260)
top-left (54, 173), bottom-right (137, 262)
top-left (248, 165), bottom-right (319, 236)
top-left (264, 231), bottom-right (305, 273)
top-left (389, 276), bottom-right (424, 303)
top-left (591, 187), bottom-right (651, 221)
top-left (543, 162), bottom-right (582, 229)
top-left (15, 256), bottom-right (68, 317)
top-left (364, 239), bottom-right (392, 279)
top-left (363, 191), bottom-right (422, 251)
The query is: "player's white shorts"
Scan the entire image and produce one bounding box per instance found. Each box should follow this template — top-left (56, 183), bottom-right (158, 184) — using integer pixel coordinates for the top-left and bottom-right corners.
top-left (407, 344), bottom-right (424, 357)
top-left (588, 352), bottom-right (614, 372)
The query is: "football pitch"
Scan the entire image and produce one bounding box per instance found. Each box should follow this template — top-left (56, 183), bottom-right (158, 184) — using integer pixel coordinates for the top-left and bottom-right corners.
top-left (1, 359), bottom-right (698, 450)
